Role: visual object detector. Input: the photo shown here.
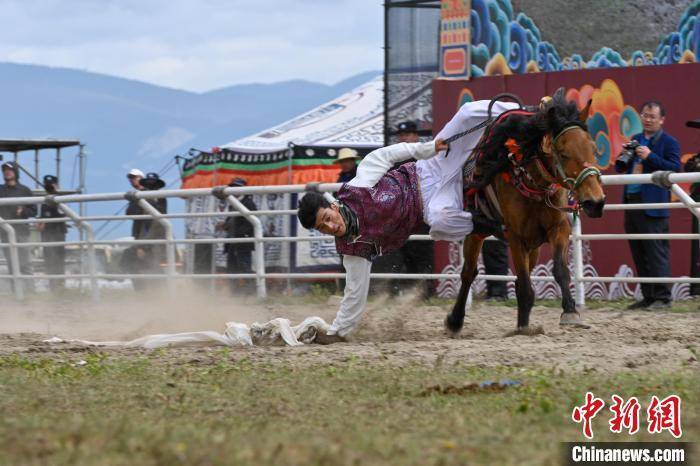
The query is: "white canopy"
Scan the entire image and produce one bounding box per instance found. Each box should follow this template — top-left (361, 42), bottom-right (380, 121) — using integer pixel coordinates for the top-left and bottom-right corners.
top-left (221, 76), bottom-right (384, 154)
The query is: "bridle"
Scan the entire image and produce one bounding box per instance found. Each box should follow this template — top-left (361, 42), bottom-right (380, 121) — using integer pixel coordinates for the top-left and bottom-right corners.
top-left (527, 124), bottom-right (602, 216)
top-left (454, 93), bottom-right (603, 217)
top-left (548, 125), bottom-right (602, 192)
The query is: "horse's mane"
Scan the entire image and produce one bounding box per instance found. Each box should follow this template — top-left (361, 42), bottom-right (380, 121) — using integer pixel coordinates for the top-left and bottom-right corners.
top-left (469, 91), bottom-right (584, 189)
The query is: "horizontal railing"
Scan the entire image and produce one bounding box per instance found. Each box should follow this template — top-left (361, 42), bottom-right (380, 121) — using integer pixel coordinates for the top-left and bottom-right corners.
top-left (0, 171), bottom-right (697, 307)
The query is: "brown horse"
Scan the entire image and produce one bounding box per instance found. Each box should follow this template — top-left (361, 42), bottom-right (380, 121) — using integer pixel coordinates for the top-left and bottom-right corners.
top-left (445, 89), bottom-right (606, 335)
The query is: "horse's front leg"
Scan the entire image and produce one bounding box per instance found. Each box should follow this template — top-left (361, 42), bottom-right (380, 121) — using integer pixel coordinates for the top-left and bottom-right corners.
top-left (445, 235), bottom-right (484, 337)
top-left (509, 240), bottom-right (534, 330)
top-left (549, 223), bottom-right (588, 327)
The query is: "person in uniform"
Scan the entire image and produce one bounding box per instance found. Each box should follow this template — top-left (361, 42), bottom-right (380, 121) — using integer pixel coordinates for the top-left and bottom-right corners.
top-left (38, 175), bottom-right (67, 291)
top-left (219, 178), bottom-right (258, 294)
top-left (0, 162), bottom-right (36, 293)
top-left (129, 172), bottom-right (167, 291)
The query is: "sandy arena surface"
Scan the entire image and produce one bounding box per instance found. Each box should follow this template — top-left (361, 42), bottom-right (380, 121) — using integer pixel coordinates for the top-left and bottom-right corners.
top-left (0, 290), bottom-right (698, 373)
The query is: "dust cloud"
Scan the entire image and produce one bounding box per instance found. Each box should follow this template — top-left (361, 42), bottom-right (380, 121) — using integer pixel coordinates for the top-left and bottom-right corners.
top-left (0, 285), bottom-right (336, 341)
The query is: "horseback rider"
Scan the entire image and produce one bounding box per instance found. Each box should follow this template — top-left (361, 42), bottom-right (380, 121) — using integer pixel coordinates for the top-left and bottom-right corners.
top-left (297, 100), bottom-right (518, 343)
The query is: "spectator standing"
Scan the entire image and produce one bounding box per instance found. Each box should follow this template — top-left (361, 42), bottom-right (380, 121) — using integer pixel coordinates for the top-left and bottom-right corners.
top-left (482, 238), bottom-right (509, 300)
top-left (125, 173), bottom-right (167, 291)
top-left (0, 162), bottom-right (36, 293)
top-left (684, 118), bottom-right (700, 296)
top-left (335, 148), bottom-right (359, 183)
top-left (125, 168), bottom-right (145, 238)
top-left (38, 175), bottom-right (67, 291)
top-left (218, 178), bottom-right (258, 294)
top-left (616, 101), bottom-right (680, 309)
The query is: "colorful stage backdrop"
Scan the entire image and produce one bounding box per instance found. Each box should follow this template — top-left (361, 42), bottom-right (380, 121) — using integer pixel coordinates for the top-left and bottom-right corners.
top-left (433, 0), bottom-right (700, 300)
top-left (460, 0), bottom-right (698, 78)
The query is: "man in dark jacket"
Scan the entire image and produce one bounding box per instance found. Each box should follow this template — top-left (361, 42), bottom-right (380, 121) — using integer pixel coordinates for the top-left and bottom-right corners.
top-left (684, 118), bottom-right (700, 295)
top-left (0, 162), bottom-right (36, 293)
top-left (38, 175), bottom-right (67, 291)
top-left (125, 168), bottom-right (145, 238)
top-left (483, 238), bottom-right (509, 300)
top-left (219, 177), bottom-right (257, 294)
top-left (616, 101), bottom-right (681, 309)
top-left (125, 172), bottom-right (167, 291)
top-left (335, 148), bottom-right (359, 183)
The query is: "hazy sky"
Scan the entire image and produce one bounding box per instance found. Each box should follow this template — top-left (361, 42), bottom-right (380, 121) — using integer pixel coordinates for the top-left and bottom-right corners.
top-left (0, 0), bottom-right (384, 92)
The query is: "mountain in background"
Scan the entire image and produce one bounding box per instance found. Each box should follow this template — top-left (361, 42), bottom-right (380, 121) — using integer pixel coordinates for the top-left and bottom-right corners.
top-left (0, 62), bottom-right (381, 194)
top-left (0, 62), bottom-right (379, 238)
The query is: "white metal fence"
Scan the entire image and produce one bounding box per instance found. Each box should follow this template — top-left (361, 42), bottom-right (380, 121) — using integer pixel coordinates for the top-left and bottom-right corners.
top-left (0, 171), bottom-right (699, 307)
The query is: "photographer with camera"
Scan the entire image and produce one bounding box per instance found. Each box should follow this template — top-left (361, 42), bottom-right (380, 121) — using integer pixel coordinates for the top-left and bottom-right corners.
top-left (615, 101), bottom-right (680, 310)
top-left (684, 118), bottom-right (700, 296)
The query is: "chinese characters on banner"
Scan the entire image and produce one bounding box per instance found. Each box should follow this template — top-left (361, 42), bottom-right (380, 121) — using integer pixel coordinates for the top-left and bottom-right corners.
top-left (572, 392), bottom-right (682, 439)
top-left (439, 0), bottom-right (471, 80)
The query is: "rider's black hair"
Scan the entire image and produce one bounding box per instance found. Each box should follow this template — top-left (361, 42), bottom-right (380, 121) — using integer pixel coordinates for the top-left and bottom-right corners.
top-left (298, 192), bottom-right (330, 230)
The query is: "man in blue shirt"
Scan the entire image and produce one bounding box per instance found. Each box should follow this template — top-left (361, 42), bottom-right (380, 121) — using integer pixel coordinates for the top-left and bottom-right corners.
top-left (617, 101), bottom-right (680, 309)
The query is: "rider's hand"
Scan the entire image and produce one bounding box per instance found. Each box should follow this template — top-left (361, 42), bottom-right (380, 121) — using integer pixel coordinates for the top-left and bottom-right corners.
top-left (435, 139), bottom-right (449, 153)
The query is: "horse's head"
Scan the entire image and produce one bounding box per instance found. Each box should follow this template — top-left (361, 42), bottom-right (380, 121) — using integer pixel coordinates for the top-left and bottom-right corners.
top-left (541, 89), bottom-right (606, 218)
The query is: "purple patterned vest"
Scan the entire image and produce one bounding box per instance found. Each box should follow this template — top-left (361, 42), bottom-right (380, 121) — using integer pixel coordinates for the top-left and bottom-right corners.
top-left (335, 162), bottom-right (425, 260)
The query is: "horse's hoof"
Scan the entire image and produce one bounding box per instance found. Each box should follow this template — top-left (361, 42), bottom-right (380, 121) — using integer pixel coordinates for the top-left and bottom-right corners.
top-left (505, 325), bottom-right (545, 337)
top-left (444, 315), bottom-right (463, 338)
top-left (559, 312), bottom-right (591, 329)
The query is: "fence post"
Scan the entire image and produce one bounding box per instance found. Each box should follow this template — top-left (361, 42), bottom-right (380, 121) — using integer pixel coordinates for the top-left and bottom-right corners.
top-left (669, 183), bottom-right (700, 219)
top-left (213, 187), bottom-right (267, 299)
top-left (0, 215), bottom-right (24, 300)
top-left (55, 200), bottom-right (99, 302)
top-left (571, 214), bottom-right (586, 309)
top-left (136, 197), bottom-right (177, 293)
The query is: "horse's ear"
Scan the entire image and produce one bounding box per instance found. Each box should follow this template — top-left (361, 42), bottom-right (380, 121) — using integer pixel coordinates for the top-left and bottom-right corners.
top-left (552, 87), bottom-right (566, 101)
top-left (541, 134), bottom-right (553, 155)
top-left (579, 99), bottom-right (592, 122)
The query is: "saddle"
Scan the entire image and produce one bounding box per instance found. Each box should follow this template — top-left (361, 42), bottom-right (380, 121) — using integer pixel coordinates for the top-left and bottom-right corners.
top-left (462, 108), bottom-right (536, 237)
top-left (463, 158), bottom-right (506, 239)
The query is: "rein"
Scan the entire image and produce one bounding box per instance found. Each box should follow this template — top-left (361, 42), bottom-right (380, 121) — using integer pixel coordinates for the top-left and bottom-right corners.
top-left (444, 93), bottom-right (525, 158)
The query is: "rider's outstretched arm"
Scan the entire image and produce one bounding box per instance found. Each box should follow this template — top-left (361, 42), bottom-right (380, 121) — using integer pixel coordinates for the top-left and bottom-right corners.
top-left (327, 255), bottom-right (372, 336)
top-left (349, 141), bottom-right (438, 188)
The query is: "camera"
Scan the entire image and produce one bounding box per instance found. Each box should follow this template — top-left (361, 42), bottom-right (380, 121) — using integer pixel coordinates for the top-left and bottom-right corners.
top-left (684, 153), bottom-right (700, 173)
top-left (615, 140), bottom-right (641, 173)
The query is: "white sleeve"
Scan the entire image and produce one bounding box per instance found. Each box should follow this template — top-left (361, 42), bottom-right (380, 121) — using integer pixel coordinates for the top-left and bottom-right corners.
top-left (348, 141), bottom-right (437, 188)
top-left (328, 255), bottom-right (372, 336)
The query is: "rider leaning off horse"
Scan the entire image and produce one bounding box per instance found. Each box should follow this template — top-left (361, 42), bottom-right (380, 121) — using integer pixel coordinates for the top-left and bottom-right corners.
top-left (298, 91), bottom-right (605, 344)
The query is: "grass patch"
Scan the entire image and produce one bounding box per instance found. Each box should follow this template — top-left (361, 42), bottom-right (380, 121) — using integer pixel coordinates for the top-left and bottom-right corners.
top-left (0, 353), bottom-right (696, 466)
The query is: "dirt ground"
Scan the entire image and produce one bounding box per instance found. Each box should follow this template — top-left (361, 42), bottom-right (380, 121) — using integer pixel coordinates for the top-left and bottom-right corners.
top-left (0, 289), bottom-right (697, 373)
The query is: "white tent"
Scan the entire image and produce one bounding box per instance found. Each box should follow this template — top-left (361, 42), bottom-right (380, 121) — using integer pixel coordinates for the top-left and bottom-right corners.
top-left (185, 77), bottom-right (385, 269)
top-left (220, 76), bottom-right (384, 154)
